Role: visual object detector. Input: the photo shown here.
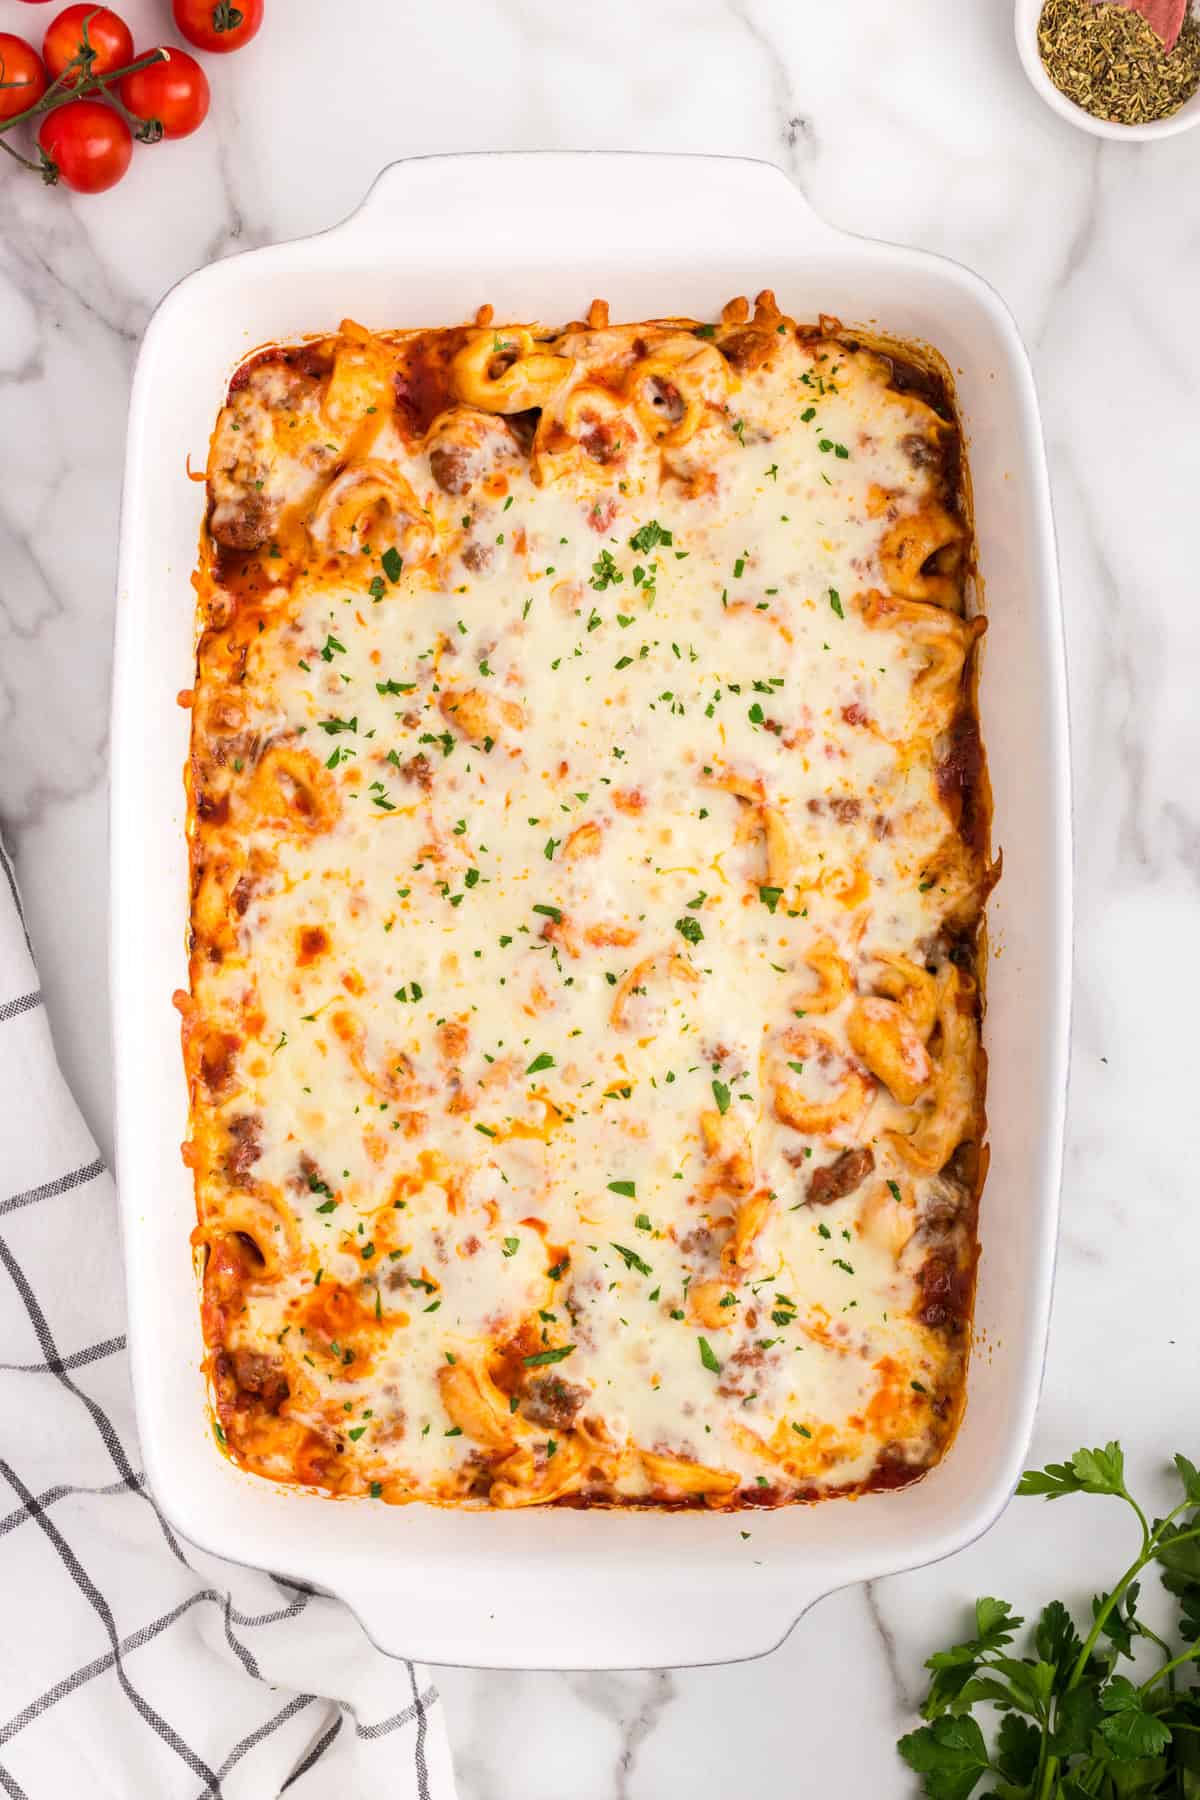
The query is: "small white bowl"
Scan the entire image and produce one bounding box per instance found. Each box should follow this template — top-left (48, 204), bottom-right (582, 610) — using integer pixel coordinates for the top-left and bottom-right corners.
top-left (1015, 0), bottom-right (1200, 138)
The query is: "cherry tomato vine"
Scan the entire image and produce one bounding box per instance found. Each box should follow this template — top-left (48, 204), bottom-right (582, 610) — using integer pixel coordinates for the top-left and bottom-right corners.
top-left (0, 3), bottom-right (260, 194)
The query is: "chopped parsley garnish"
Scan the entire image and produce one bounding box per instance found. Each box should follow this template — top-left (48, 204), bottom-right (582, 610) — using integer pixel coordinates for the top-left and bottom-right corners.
top-left (590, 549), bottom-right (623, 591)
top-left (628, 520), bottom-right (673, 554)
top-left (611, 1243), bottom-right (652, 1277)
top-left (674, 915), bottom-right (704, 946)
top-left (381, 546), bottom-right (404, 583)
top-left (712, 1080), bottom-right (731, 1115)
top-left (608, 1180), bottom-right (636, 1197)
top-left (698, 1337), bottom-right (722, 1375)
top-left (523, 1345), bottom-right (576, 1367)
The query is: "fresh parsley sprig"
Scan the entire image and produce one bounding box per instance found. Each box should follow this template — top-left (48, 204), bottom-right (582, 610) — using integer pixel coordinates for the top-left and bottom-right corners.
top-left (898, 1442), bottom-right (1200, 1799)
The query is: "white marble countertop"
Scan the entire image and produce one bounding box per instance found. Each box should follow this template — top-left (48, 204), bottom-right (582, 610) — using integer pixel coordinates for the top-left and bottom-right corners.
top-left (2, 0), bottom-right (1198, 1791)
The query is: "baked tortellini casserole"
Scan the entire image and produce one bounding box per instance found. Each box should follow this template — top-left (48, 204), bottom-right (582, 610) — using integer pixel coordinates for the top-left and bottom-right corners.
top-left (180, 292), bottom-right (994, 1510)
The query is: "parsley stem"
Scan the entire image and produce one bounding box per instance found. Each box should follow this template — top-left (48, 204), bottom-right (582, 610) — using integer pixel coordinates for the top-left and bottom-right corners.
top-left (1034, 1508), bottom-right (1200, 1799)
top-left (1135, 1617), bottom-right (1175, 1665)
top-left (1138, 1639), bottom-right (1200, 1698)
top-left (1064, 1503), bottom-right (1198, 1693)
top-left (1126, 1492), bottom-right (1154, 1555)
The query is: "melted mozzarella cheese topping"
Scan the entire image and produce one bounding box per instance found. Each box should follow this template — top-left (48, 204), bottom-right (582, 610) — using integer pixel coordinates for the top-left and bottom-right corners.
top-left (187, 310), bottom-right (987, 1508)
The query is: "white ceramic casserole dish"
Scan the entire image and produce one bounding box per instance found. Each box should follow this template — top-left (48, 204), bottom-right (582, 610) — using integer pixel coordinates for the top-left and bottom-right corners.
top-left (111, 151), bottom-right (1070, 1671)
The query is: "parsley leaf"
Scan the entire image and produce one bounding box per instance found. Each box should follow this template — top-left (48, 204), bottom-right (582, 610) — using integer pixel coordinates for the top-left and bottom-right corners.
top-left (590, 549), bottom-right (623, 591)
top-left (899, 1439), bottom-right (1200, 1799)
top-left (897, 1715), bottom-right (990, 1800)
top-left (610, 1243), bottom-right (652, 1277)
top-left (628, 520), bottom-right (673, 554)
top-left (523, 1345), bottom-right (575, 1367)
top-left (1098, 1677), bottom-right (1172, 1759)
top-left (1019, 1442), bottom-right (1127, 1500)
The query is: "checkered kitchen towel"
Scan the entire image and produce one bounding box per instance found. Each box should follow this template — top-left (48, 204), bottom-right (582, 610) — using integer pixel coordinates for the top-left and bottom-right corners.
top-left (0, 839), bottom-right (456, 1800)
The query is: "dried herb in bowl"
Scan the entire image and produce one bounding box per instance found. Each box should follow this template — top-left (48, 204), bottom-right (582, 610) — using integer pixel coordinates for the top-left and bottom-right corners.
top-left (1038, 0), bottom-right (1200, 122)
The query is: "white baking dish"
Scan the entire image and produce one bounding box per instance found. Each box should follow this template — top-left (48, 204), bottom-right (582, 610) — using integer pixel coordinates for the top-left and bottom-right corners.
top-left (111, 152), bottom-right (1070, 1670)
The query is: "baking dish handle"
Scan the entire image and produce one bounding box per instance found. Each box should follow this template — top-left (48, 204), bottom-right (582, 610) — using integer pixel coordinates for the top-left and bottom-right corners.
top-left (327, 151), bottom-right (842, 267)
top-left (333, 1561), bottom-right (833, 1671)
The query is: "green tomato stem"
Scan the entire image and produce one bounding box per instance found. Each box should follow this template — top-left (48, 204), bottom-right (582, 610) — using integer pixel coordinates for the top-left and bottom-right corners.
top-left (0, 48), bottom-right (167, 143)
top-left (0, 134), bottom-right (43, 174)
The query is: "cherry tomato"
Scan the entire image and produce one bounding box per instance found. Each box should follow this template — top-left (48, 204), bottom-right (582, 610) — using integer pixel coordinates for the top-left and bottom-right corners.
top-left (119, 46), bottom-right (209, 139)
top-left (42, 5), bottom-right (133, 85)
top-left (39, 97), bottom-right (131, 191)
top-left (0, 33), bottom-right (47, 120)
top-left (171, 0), bottom-right (262, 54)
